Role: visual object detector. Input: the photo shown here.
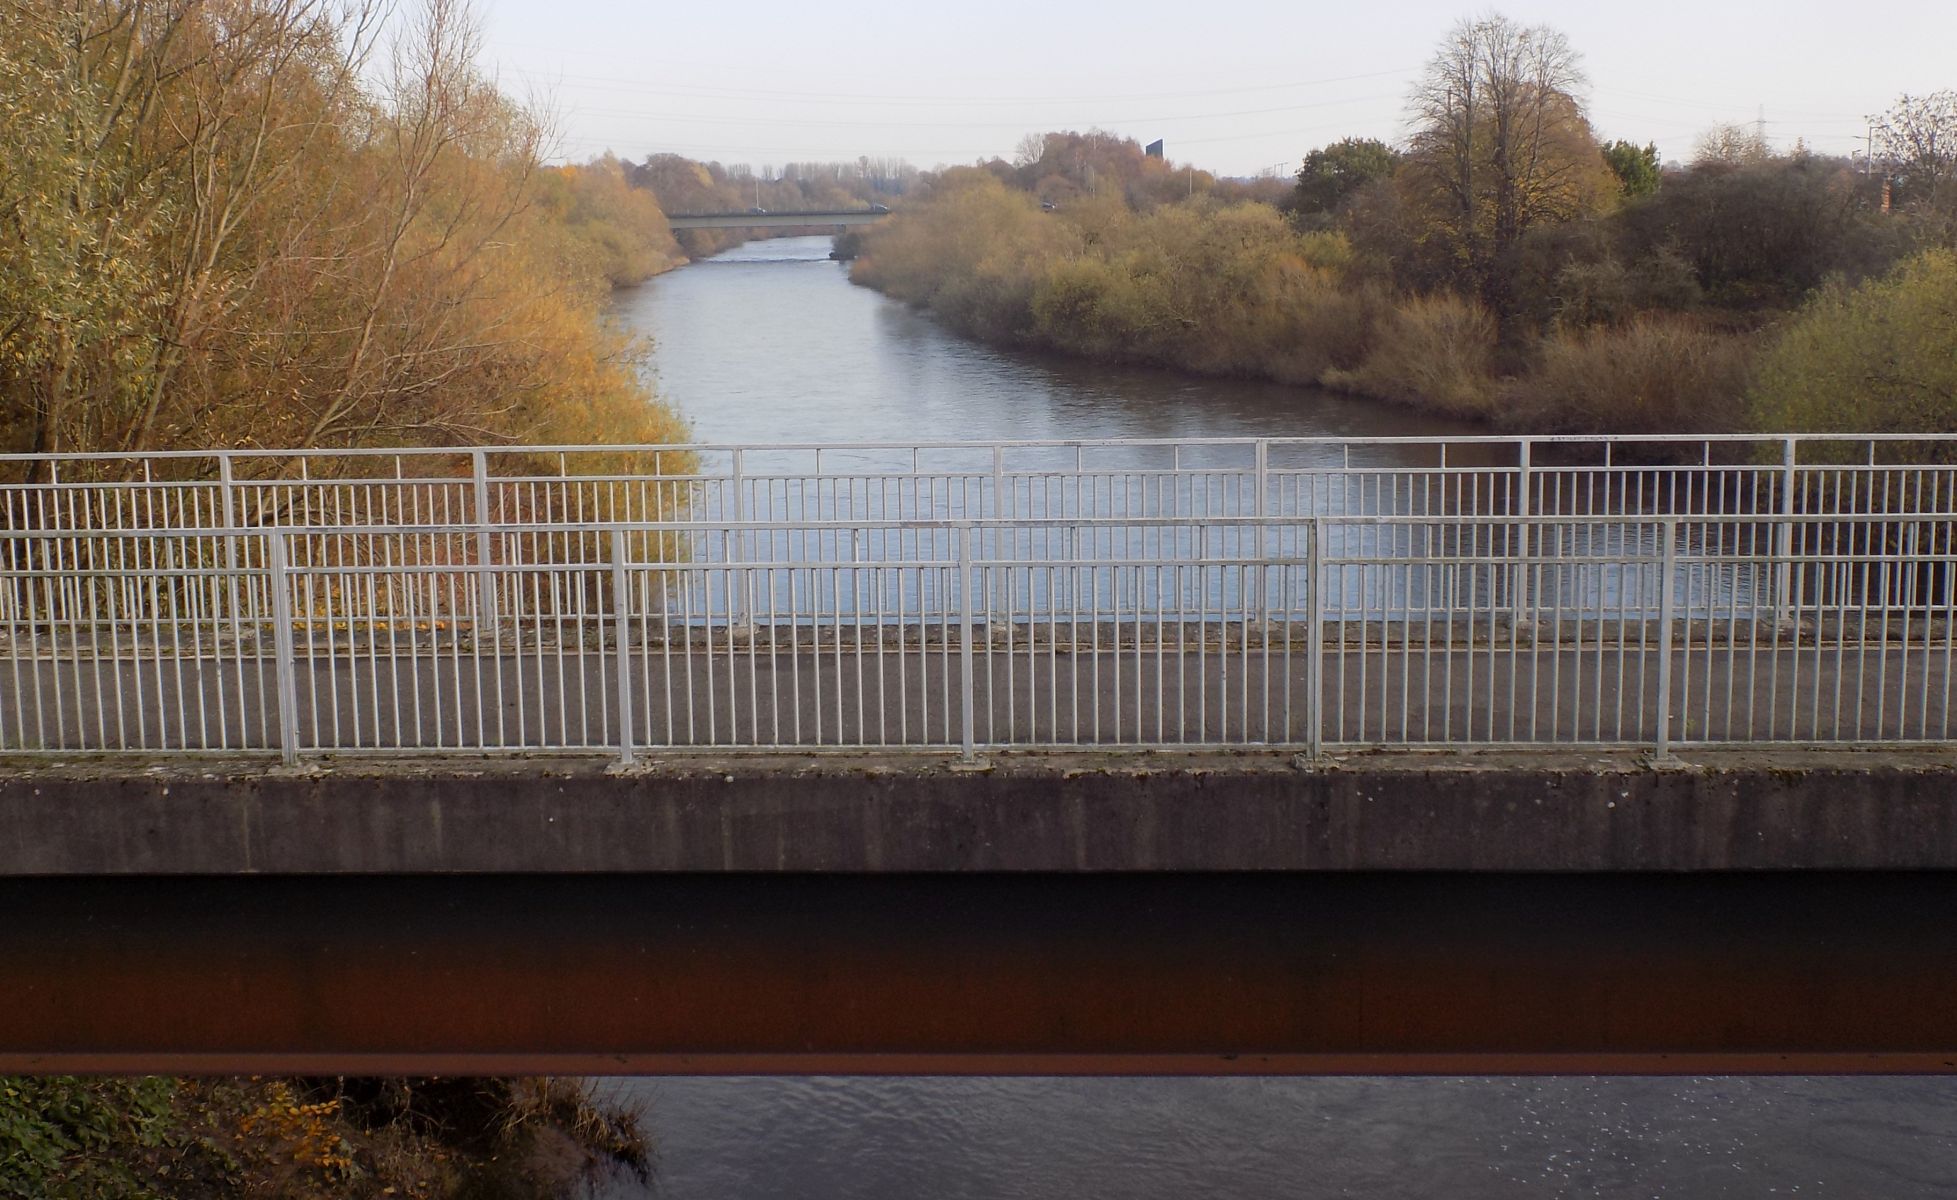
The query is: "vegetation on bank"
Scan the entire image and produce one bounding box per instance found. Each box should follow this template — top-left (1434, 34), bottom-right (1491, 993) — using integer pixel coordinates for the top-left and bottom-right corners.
top-left (0, 1075), bottom-right (646, 1199)
top-left (1751, 248), bottom-right (1957, 436)
top-left (850, 15), bottom-right (1957, 436)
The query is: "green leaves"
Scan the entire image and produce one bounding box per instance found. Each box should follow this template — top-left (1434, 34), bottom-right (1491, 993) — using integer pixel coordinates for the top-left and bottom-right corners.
top-left (1291, 138), bottom-right (1401, 217)
top-left (0, 1076), bottom-right (182, 1200)
top-left (1602, 141), bottom-right (1662, 198)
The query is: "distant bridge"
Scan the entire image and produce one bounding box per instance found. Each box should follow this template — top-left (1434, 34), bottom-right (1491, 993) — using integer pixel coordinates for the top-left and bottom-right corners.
top-left (666, 208), bottom-right (891, 230)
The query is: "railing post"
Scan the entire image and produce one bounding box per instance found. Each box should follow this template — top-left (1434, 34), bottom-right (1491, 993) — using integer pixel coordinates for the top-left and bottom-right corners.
top-left (1252, 440), bottom-right (1269, 625)
top-left (218, 452), bottom-right (238, 551)
top-left (471, 450), bottom-right (497, 640)
top-left (266, 533), bottom-right (300, 767)
top-left (729, 447), bottom-right (747, 627)
top-left (1307, 517), bottom-right (1326, 759)
top-left (218, 453), bottom-right (241, 627)
top-left (991, 444), bottom-right (1008, 614)
top-left (1776, 436), bottom-right (1797, 630)
top-left (612, 528), bottom-right (636, 768)
top-left (958, 522), bottom-right (977, 761)
top-left (1654, 518), bottom-right (1679, 764)
top-left (1514, 439), bottom-right (1532, 629)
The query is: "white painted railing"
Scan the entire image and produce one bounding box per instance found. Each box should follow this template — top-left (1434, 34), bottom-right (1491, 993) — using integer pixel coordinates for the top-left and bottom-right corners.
top-left (2, 503), bottom-right (1952, 762)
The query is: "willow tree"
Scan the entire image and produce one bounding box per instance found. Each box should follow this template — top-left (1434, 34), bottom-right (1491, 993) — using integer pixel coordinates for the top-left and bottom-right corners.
top-left (1403, 14), bottom-right (1615, 320)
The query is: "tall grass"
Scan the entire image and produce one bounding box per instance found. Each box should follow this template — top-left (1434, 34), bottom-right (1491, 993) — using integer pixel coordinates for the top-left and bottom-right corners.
top-left (1322, 294), bottom-right (1499, 418)
top-left (1506, 317), bottom-right (1755, 434)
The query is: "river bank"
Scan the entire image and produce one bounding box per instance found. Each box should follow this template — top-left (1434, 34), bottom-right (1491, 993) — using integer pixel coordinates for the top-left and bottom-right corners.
top-left (843, 176), bottom-right (1770, 438)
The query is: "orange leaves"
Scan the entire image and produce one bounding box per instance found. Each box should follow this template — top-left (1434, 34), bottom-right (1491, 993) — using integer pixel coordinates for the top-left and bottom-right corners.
top-left (237, 1081), bottom-right (357, 1179)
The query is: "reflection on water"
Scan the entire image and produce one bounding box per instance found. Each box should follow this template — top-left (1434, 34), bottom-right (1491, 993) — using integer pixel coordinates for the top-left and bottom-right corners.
top-left (591, 237), bottom-right (1957, 1199)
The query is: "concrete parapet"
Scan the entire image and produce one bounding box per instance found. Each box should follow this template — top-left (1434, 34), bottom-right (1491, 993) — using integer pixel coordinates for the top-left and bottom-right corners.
top-left (4, 750), bottom-right (1956, 875)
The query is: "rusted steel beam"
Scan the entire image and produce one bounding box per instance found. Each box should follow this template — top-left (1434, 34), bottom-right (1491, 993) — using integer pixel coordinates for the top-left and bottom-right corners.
top-left (3, 873), bottom-right (1955, 1075)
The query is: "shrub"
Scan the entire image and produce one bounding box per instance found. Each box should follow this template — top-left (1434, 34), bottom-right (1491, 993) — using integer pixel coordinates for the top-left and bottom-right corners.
top-left (1748, 248), bottom-right (1957, 440)
top-left (1506, 317), bottom-right (1755, 433)
top-left (1324, 292), bottom-right (1499, 417)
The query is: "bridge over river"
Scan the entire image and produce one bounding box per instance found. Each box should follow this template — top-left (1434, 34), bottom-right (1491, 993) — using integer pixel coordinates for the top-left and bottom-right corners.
top-left (3, 435), bottom-right (1957, 1075)
top-left (664, 207), bottom-right (890, 229)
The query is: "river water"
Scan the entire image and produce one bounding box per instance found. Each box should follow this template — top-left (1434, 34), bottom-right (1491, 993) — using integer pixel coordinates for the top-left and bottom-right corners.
top-left (590, 236), bottom-right (1957, 1199)
top-left (607, 237), bottom-right (1484, 448)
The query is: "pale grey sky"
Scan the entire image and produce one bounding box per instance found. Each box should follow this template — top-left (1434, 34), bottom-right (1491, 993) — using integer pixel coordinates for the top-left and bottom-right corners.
top-left (480, 0), bottom-right (1957, 177)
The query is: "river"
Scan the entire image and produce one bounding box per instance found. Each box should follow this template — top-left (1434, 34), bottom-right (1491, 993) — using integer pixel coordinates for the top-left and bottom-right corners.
top-left (606, 236), bottom-right (1485, 448)
top-left (590, 236), bottom-right (1957, 1200)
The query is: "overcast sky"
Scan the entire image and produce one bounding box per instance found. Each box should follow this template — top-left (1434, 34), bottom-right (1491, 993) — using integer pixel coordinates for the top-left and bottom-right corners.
top-left (481, 0), bottom-right (1956, 177)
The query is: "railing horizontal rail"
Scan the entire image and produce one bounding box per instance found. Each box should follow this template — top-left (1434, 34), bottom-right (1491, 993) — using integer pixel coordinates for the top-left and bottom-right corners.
top-left (8, 430), bottom-right (1957, 460)
top-left (9, 511), bottom-right (1957, 538)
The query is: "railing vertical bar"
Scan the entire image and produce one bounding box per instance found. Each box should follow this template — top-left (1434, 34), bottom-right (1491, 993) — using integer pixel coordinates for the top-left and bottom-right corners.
top-left (267, 533), bottom-right (300, 766)
top-left (1655, 518), bottom-right (1679, 760)
top-left (959, 523), bottom-right (977, 760)
top-left (1307, 517), bottom-right (1326, 759)
top-left (612, 528), bottom-right (635, 766)
top-left (472, 450), bottom-right (497, 638)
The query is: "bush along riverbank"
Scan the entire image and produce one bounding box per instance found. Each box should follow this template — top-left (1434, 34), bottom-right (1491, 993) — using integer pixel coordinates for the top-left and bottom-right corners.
top-left (848, 21), bottom-right (1955, 438)
top-left (0, 1075), bottom-right (647, 1200)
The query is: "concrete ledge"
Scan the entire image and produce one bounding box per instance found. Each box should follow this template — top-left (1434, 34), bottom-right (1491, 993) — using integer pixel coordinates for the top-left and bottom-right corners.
top-left (3, 750), bottom-right (1956, 875)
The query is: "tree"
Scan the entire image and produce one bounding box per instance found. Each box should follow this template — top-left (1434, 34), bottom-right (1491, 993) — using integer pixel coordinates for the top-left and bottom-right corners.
top-left (1602, 140), bottom-right (1661, 197)
top-left (0, 0), bottom-right (381, 468)
top-left (1403, 14), bottom-right (1614, 316)
top-left (1693, 122), bottom-right (1771, 167)
top-left (1616, 153), bottom-right (1904, 307)
top-left (0, 0), bottom-right (686, 479)
top-left (1290, 138), bottom-right (1401, 216)
top-left (1874, 91), bottom-right (1957, 203)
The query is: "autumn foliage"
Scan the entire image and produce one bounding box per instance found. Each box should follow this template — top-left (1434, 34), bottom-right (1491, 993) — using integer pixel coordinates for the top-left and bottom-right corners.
top-left (0, 0), bottom-right (687, 476)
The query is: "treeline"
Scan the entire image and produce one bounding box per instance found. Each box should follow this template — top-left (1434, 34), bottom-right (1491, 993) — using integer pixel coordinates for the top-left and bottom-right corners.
top-left (0, 0), bottom-right (687, 475)
top-left (851, 15), bottom-right (1957, 438)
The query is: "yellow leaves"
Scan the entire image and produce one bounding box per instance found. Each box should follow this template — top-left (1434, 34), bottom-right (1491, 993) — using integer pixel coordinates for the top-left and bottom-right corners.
top-left (1, 0), bottom-right (687, 464)
top-left (238, 1081), bottom-right (356, 1178)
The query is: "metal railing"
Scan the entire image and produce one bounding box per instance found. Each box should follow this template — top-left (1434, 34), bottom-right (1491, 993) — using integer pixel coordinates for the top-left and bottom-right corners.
top-left (2, 503), bottom-right (1953, 762)
top-left (6, 433), bottom-right (1957, 533)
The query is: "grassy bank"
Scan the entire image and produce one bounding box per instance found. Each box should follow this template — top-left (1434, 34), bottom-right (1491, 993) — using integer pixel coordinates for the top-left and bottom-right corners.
top-left (1, 1075), bottom-right (646, 1199)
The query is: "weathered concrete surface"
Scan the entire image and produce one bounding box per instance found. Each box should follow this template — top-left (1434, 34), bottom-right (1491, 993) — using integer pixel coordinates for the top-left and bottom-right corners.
top-left (4, 750), bottom-right (1956, 875)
